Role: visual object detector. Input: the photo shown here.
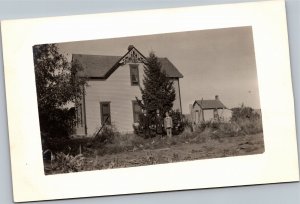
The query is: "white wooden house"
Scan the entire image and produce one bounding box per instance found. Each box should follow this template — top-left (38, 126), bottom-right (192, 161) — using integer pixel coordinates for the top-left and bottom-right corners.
top-left (191, 95), bottom-right (232, 124)
top-left (74, 45), bottom-right (183, 135)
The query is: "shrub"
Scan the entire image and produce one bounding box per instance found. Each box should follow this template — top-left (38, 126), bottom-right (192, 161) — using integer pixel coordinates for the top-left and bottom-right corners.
top-left (231, 105), bottom-right (260, 122)
top-left (210, 121), bottom-right (220, 129)
top-left (93, 125), bottom-right (120, 147)
top-left (40, 107), bottom-right (76, 139)
top-left (230, 105), bottom-right (263, 135)
top-left (218, 122), bottom-right (240, 137)
top-left (169, 110), bottom-right (185, 135)
top-left (236, 118), bottom-right (263, 135)
top-left (136, 113), bottom-right (156, 138)
top-left (43, 137), bottom-right (90, 157)
top-left (53, 152), bottom-right (85, 173)
top-left (40, 108), bottom-right (76, 153)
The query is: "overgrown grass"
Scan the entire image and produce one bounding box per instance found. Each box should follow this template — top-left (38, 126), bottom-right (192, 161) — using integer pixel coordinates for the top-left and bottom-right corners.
top-left (44, 114), bottom-right (264, 174)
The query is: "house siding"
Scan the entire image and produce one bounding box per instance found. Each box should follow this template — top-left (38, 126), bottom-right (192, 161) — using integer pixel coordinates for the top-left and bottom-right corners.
top-left (81, 63), bottom-right (182, 135)
top-left (191, 103), bottom-right (203, 123)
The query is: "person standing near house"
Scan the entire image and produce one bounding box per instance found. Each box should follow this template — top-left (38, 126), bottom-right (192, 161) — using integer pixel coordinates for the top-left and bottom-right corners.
top-left (164, 111), bottom-right (173, 138)
top-left (155, 109), bottom-right (163, 137)
top-left (140, 109), bottom-right (151, 138)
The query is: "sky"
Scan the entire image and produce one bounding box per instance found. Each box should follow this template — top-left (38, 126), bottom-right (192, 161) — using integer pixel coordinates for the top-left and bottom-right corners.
top-left (58, 26), bottom-right (261, 114)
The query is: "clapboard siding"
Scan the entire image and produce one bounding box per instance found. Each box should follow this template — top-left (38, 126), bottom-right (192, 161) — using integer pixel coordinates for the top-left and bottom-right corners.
top-left (84, 63), bottom-right (141, 135)
top-left (82, 63), bottom-right (182, 135)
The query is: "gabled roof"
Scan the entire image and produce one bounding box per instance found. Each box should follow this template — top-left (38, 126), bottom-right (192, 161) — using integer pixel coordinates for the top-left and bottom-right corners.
top-left (73, 54), bottom-right (120, 78)
top-left (159, 58), bottom-right (183, 78)
top-left (73, 46), bottom-right (183, 79)
top-left (194, 99), bottom-right (227, 110)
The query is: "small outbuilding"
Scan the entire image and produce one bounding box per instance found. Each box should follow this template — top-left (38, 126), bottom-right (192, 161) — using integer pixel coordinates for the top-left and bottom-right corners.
top-left (191, 95), bottom-right (232, 124)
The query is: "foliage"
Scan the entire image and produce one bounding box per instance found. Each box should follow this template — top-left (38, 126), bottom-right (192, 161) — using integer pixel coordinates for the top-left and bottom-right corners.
top-left (136, 112), bottom-right (155, 138)
top-left (136, 52), bottom-right (176, 117)
top-left (134, 109), bottom-right (185, 138)
top-left (53, 152), bottom-right (85, 173)
top-left (235, 118), bottom-right (263, 135)
top-left (93, 125), bottom-right (120, 147)
top-left (40, 108), bottom-right (75, 139)
top-left (231, 104), bottom-right (260, 122)
top-left (33, 44), bottom-right (87, 138)
top-left (169, 110), bottom-right (184, 135)
top-left (230, 104), bottom-right (262, 135)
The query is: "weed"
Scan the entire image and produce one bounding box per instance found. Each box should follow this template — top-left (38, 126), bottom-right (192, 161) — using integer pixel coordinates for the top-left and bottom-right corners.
top-left (52, 152), bottom-right (85, 173)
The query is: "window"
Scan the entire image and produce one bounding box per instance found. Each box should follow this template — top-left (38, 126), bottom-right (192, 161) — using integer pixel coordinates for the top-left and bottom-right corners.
top-left (130, 64), bottom-right (139, 86)
top-left (132, 101), bottom-right (142, 123)
top-left (100, 102), bottom-right (111, 125)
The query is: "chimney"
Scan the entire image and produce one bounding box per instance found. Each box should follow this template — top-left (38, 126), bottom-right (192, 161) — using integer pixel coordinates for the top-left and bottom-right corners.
top-left (215, 95), bottom-right (219, 100)
top-left (128, 45), bottom-right (134, 51)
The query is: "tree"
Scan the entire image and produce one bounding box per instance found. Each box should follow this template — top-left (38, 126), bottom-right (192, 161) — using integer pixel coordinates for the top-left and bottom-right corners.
top-left (33, 44), bottom-right (86, 138)
top-left (137, 52), bottom-right (176, 118)
top-left (231, 104), bottom-right (260, 122)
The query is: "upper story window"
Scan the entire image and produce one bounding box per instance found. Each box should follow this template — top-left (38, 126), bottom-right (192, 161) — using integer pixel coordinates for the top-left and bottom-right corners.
top-left (130, 64), bottom-right (139, 86)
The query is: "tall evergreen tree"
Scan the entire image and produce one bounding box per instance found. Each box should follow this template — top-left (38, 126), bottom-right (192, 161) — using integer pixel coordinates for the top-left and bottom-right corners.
top-left (137, 52), bottom-right (176, 117)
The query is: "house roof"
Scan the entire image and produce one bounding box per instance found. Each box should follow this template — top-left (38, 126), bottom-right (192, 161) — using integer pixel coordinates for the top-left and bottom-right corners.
top-left (73, 54), bottom-right (120, 78)
top-left (194, 99), bottom-right (227, 110)
top-left (159, 58), bottom-right (183, 78)
top-left (73, 50), bottom-right (183, 79)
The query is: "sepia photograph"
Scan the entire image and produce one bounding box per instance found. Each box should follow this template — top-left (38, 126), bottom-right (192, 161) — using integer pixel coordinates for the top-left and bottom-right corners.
top-left (33, 26), bottom-right (264, 175)
top-left (2, 1), bottom-right (298, 201)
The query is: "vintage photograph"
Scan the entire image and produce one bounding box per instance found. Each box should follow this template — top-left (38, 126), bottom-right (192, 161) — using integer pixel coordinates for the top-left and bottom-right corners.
top-left (33, 26), bottom-right (264, 175)
top-left (2, 1), bottom-right (298, 201)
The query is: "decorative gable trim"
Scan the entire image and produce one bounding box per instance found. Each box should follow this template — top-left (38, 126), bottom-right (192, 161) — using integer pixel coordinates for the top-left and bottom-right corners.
top-left (118, 47), bottom-right (147, 65)
top-left (101, 46), bottom-right (147, 79)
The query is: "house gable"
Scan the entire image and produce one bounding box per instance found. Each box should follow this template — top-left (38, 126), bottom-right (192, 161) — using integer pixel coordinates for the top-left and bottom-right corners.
top-left (73, 45), bottom-right (183, 80)
top-left (119, 46), bottom-right (147, 65)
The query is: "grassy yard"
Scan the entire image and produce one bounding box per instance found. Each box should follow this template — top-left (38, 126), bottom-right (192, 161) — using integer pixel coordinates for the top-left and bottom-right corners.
top-left (44, 126), bottom-right (264, 175)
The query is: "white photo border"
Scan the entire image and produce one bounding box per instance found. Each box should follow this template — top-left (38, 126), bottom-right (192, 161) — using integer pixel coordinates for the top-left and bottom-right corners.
top-left (1, 0), bottom-right (299, 202)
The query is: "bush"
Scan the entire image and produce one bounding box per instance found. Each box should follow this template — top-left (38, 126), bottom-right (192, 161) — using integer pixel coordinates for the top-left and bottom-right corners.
top-left (42, 137), bottom-right (90, 158)
top-left (236, 118), bottom-right (263, 135)
top-left (193, 121), bottom-right (215, 133)
top-left (218, 122), bottom-right (241, 137)
top-left (40, 107), bottom-right (76, 139)
top-left (135, 113), bottom-right (156, 138)
top-left (169, 110), bottom-right (185, 135)
top-left (230, 105), bottom-right (263, 135)
top-left (93, 125), bottom-right (120, 147)
top-left (52, 152), bottom-right (85, 173)
top-left (231, 105), bottom-right (260, 122)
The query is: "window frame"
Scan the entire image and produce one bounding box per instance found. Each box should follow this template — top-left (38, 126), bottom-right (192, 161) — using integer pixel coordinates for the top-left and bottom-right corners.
top-left (100, 101), bottom-right (111, 125)
top-left (129, 64), bottom-right (140, 86)
top-left (132, 100), bottom-right (142, 123)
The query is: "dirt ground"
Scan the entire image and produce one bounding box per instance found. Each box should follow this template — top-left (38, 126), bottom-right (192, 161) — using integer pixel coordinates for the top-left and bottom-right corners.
top-left (44, 132), bottom-right (264, 174)
top-left (83, 132), bottom-right (264, 171)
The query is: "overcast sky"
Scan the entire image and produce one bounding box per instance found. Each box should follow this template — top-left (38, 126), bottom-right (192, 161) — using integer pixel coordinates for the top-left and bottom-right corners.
top-left (58, 26), bottom-right (261, 114)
